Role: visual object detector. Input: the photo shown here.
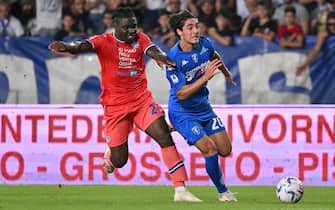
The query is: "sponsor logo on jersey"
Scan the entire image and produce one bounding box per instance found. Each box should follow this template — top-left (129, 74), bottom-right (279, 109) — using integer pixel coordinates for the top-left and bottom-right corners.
top-left (130, 70), bottom-right (138, 76)
top-left (117, 69), bottom-right (139, 77)
top-left (185, 62), bottom-right (206, 81)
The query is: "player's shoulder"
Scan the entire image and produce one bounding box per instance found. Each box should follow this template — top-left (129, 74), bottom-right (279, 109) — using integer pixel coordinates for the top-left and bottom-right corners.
top-left (89, 33), bottom-right (114, 41)
top-left (137, 31), bottom-right (151, 40)
top-left (168, 41), bottom-right (181, 58)
top-left (199, 36), bottom-right (213, 46)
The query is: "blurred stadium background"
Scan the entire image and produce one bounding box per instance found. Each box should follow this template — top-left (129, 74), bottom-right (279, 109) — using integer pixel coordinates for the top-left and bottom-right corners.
top-left (1, 0), bottom-right (334, 210)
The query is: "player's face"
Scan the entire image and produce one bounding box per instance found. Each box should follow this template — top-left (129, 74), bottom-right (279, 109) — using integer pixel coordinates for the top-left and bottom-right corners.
top-left (115, 16), bottom-right (138, 44)
top-left (179, 18), bottom-right (200, 44)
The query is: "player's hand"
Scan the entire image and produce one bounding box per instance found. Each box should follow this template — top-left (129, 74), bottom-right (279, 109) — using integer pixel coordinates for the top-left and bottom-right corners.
top-left (48, 41), bottom-right (77, 59)
top-left (155, 56), bottom-right (176, 69)
top-left (48, 41), bottom-right (68, 53)
top-left (204, 59), bottom-right (222, 80)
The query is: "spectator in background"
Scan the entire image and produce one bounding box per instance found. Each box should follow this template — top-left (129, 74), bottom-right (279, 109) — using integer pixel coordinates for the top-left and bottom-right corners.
top-left (105, 0), bottom-right (121, 11)
top-left (214, 0), bottom-right (236, 13)
top-left (236, 0), bottom-right (257, 21)
top-left (30, 0), bottom-right (62, 37)
top-left (198, 0), bottom-right (217, 28)
top-left (142, 0), bottom-right (166, 32)
top-left (102, 10), bottom-right (114, 33)
top-left (297, 0), bottom-right (318, 13)
top-left (187, 0), bottom-right (200, 16)
top-left (119, 0), bottom-right (144, 28)
top-left (167, 0), bottom-right (183, 14)
top-left (86, 0), bottom-right (105, 34)
top-left (16, 0), bottom-right (35, 35)
top-left (0, 0), bottom-right (24, 37)
top-left (310, 0), bottom-right (335, 34)
top-left (241, 1), bottom-right (277, 42)
top-left (199, 19), bottom-right (209, 35)
top-left (63, 0), bottom-right (93, 36)
top-left (273, 0), bottom-right (309, 34)
top-left (296, 12), bottom-right (335, 75)
top-left (54, 14), bottom-right (85, 40)
top-left (150, 10), bottom-right (176, 48)
top-left (208, 13), bottom-right (234, 46)
top-left (278, 6), bottom-right (304, 48)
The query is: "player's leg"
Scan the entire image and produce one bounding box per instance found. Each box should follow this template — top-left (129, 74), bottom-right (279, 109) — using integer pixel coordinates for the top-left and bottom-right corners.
top-left (203, 116), bottom-right (237, 202)
top-left (145, 116), bottom-right (186, 187)
top-left (209, 130), bottom-right (232, 157)
top-left (145, 117), bottom-right (202, 202)
top-left (103, 105), bottom-right (133, 173)
top-left (194, 134), bottom-right (230, 193)
top-left (134, 97), bottom-right (201, 202)
top-left (104, 142), bottom-right (129, 172)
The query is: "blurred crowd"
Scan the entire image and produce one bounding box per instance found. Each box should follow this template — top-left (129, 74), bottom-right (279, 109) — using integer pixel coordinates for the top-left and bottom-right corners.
top-left (0, 0), bottom-right (335, 49)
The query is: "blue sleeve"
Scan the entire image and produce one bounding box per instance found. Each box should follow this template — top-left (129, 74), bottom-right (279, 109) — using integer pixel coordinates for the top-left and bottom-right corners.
top-left (166, 66), bottom-right (186, 92)
top-left (203, 36), bottom-right (215, 59)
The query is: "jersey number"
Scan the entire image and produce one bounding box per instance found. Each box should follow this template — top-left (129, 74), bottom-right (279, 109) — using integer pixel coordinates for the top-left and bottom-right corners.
top-left (212, 117), bottom-right (223, 130)
top-left (150, 103), bottom-right (162, 115)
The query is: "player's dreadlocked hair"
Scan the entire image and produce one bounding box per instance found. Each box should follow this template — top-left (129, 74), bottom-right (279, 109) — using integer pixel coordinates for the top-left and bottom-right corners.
top-left (112, 7), bottom-right (135, 21)
top-left (168, 10), bottom-right (196, 38)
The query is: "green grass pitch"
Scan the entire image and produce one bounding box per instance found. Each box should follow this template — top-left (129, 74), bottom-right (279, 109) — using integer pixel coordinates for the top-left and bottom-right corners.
top-left (0, 185), bottom-right (334, 210)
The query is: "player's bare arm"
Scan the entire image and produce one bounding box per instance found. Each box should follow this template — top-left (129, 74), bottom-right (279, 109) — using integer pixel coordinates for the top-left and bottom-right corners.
top-left (146, 46), bottom-right (176, 69)
top-left (48, 40), bottom-right (93, 55)
top-left (176, 59), bottom-right (222, 100)
top-left (212, 51), bottom-right (237, 86)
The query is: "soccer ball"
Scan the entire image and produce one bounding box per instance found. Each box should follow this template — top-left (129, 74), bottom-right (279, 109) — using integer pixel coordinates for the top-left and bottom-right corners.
top-left (276, 176), bottom-right (304, 203)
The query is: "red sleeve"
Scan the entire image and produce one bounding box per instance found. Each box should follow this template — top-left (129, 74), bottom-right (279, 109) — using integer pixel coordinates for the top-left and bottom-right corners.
top-left (138, 32), bottom-right (155, 54)
top-left (87, 34), bottom-right (107, 51)
top-left (278, 25), bottom-right (286, 38)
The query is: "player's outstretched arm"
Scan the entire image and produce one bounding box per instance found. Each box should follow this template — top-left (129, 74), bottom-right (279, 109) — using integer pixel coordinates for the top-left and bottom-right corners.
top-left (48, 40), bottom-right (93, 56)
top-left (146, 46), bottom-right (176, 69)
top-left (212, 51), bottom-right (236, 86)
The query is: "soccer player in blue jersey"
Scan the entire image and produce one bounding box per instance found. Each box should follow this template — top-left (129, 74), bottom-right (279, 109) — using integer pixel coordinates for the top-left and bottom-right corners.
top-left (166, 10), bottom-right (237, 202)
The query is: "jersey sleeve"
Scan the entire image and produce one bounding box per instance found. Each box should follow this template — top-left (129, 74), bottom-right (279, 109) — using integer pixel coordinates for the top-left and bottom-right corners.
top-left (166, 66), bottom-right (186, 92)
top-left (139, 32), bottom-right (155, 54)
top-left (87, 34), bottom-right (106, 51)
top-left (203, 36), bottom-right (215, 58)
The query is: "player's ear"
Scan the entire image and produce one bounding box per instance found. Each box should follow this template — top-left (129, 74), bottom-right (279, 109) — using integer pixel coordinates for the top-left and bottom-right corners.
top-left (176, 28), bottom-right (183, 37)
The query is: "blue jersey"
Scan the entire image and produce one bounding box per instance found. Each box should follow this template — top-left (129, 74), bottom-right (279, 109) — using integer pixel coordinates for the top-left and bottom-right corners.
top-left (166, 36), bottom-right (215, 114)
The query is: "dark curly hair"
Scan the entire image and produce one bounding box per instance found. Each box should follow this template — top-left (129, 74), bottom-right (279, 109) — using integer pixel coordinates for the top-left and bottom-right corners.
top-left (168, 10), bottom-right (196, 38)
